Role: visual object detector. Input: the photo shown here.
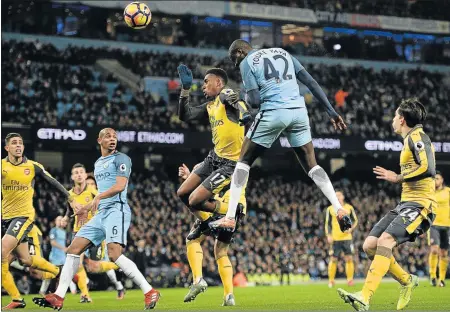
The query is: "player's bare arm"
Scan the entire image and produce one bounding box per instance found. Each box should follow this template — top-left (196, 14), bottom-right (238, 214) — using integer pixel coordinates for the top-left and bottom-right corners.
top-left (373, 166), bottom-right (403, 183)
top-left (34, 163), bottom-right (83, 211)
top-left (90, 176), bottom-right (128, 212)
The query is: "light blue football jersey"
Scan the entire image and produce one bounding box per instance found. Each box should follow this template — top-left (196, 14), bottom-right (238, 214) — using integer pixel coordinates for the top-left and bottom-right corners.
top-left (49, 227), bottom-right (66, 265)
top-left (240, 48), bottom-right (305, 111)
top-left (94, 152), bottom-right (131, 210)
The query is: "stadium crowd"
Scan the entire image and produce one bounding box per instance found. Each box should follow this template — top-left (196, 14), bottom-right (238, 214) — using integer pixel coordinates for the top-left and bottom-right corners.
top-left (15, 167), bottom-right (430, 291)
top-left (3, 40), bottom-right (450, 139)
top-left (242, 0), bottom-right (450, 20)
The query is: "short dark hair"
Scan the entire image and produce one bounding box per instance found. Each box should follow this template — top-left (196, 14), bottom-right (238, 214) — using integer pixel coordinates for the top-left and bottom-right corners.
top-left (228, 39), bottom-right (252, 55)
top-left (397, 98), bottom-right (427, 128)
top-left (205, 68), bottom-right (228, 85)
top-left (5, 133), bottom-right (22, 145)
top-left (86, 175), bottom-right (95, 181)
top-left (72, 163), bottom-right (85, 170)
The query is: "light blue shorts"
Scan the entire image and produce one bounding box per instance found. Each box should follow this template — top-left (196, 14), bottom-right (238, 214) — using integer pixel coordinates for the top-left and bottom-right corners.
top-left (49, 254), bottom-right (66, 266)
top-left (76, 204), bottom-right (131, 247)
top-left (246, 108), bottom-right (312, 148)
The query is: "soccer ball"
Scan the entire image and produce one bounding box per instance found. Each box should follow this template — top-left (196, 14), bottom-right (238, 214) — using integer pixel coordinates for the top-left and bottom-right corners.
top-left (123, 2), bottom-right (152, 29)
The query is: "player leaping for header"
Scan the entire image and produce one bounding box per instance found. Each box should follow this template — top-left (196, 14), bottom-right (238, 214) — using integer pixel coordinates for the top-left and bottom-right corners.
top-left (210, 39), bottom-right (351, 232)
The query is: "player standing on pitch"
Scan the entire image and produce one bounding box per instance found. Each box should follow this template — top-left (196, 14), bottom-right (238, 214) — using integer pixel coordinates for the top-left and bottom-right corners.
top-left (210, 39), bottom-right (351, 232)
top-left (325, 191), bottom-right (358, 288)
top-left (427, 171), bottom-right (449, 287)
top-left (179, 164), bottom-right (245, 306)
top-left (33, 128), bottom-right (160, 310)
top-left (338, 98), bottom-right (436, 311)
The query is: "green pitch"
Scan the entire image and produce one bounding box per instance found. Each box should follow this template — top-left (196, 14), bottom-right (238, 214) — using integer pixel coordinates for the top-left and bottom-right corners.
top-left (5, 280), bottom-right (449, 311)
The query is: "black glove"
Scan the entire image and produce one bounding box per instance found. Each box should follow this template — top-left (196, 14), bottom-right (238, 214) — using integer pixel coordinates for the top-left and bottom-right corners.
top-left (177, 64), bottom-right (193, 90)
top-left (338, 214), bottom-right (352, 232)
top-left (220, 89), bottom-right (240, 106)
top-left (239, 111), bottom-right (253, 126)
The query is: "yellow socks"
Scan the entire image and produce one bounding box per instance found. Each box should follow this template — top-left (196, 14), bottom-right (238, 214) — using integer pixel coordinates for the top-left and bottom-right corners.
top-left (429, 252), bottom-right (438, 279)
top-left (361, 246), bottom-right (392, 303)
top-left (328, 259), bottom-right (337, 282)
top-left (194, 211), bottom-right (212, 222)
top-left (186, 239), bottom-right (203, 283)
top-left (217, 256), bottom-right (233, 297)
top-left (216, 200), bottom-right (228, 215)
top-left (345, 260), bottom-right (354, 282)
top-left (389, 256), bottom-right (410, 285)
top-left (99, 261), bottom-right (119, 273)
top-left (76, 266), bottom-right (90, 297)
top-left (1, 261), bottom-right (21, 300)
top-left (31, 255), bottom-right (59, 276)
top-left (41, 271), bottom-right (57, 279)
top-left (439, 256), bottom-right (448, 283)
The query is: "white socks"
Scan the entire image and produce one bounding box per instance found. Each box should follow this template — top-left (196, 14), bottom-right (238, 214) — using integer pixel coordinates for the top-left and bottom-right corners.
top-left (225, 162), bottom-right (250, 219)
top-left (55, 254), bottom-right (81, 298)
top-left (115, 255), bottom-right (151, 294)
top-left (69, 281), bottom-right (77, 294)
top-left (107, 269), bottom-right (124, 290)
top-left (308, 165), bottom-right (342, 213)
top-left (40, 279), bottom-right (51, 294)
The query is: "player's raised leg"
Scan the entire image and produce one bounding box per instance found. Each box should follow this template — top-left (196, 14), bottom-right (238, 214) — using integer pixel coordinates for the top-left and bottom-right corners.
top-left (291, 141), bottom-right (350, 229)
top-left (210, 137), bottom-right (266, 230)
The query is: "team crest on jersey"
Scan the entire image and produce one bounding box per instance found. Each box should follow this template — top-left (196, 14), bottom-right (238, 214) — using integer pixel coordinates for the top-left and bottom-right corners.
top-left (24, 169), bottom-right (30, 175)
top-left (85, 196), bottom-right (91, 202)
top-left (102, 160), bottom-right (113, 169)
top-left (414, 141), bottom-right (425, 151)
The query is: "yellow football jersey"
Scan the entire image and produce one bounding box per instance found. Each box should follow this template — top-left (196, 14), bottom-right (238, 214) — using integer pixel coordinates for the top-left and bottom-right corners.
top-left (207, 89), bottom-right (245, 161)
top-left (434, 186), bottom-right (450, 227)
top-left (69, 185), bottom-right (98, 232)
top-left (2, 157), bottom-right (50, 220)
top-left (325, 203), bottom-right (358, 241)
top-left (399, 125), bottom-right (436, 216)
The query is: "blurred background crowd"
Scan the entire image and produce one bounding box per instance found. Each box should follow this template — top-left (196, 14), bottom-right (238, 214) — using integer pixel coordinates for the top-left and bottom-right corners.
top-left (2, 40), bottom-right (450, 138)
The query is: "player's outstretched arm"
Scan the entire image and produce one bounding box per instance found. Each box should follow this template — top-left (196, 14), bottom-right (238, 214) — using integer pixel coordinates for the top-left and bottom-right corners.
top-left (177, 64), bottom-right (208, 122)
top-left (291, 56), bottom-right (346, 131)
top-left (33, 162), bottom-right (81, 210)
